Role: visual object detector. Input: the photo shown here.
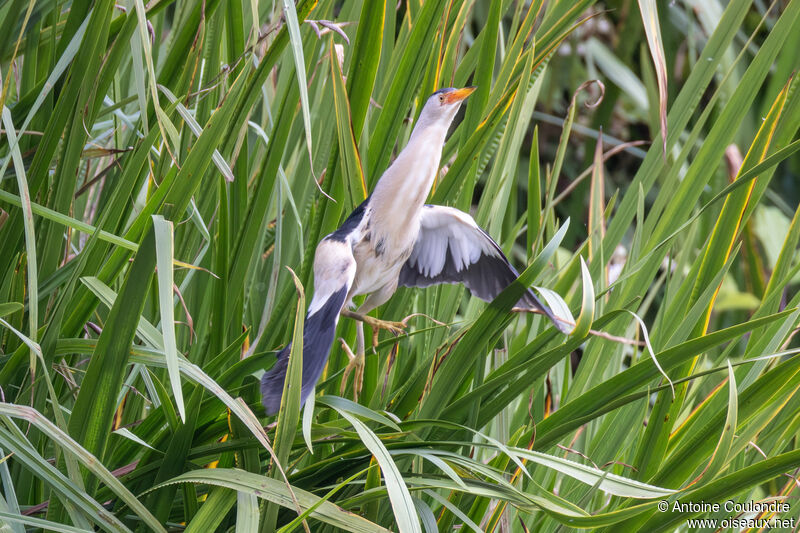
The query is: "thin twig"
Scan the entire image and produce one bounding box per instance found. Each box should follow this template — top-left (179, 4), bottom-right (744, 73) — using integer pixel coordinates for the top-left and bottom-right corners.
top-left (305, 20), bottom-right (354, 44)
top-left (552, 140), bottom-right (649, 207)
top-left (173, 283), bottom-right (195, 344)
top-left (557, 444), bottom-right (599, 470)
top-left (600, 460), bottom-right (637, 472)
top-left (401, 312), bottom-right (448, 327)
top-left (74, 157), bottom-right (124, 198)
top-left (512, 307), bottom-right (646, 346)
top-left (0, 129), bottom-right (43, 136)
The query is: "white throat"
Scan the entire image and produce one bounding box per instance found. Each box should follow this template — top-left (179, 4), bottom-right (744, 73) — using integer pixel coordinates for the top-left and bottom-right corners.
top-left (371, 123), bottom-right (447, 216)
top-left (364, 120), bottom-right (450, 258)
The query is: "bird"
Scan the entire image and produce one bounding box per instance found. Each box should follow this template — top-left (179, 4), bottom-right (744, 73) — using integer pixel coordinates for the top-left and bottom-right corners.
top-left (261, 86), bottom-right (563, 415)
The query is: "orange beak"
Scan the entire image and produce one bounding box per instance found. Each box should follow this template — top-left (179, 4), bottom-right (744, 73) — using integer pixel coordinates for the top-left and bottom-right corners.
top-left (441, 86), bottom-right (476, 104)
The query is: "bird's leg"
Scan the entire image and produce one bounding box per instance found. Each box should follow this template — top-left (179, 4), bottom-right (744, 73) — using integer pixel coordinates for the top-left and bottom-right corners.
top-left (339, 288), bottom-right (403, 400)
top-left (340, 309), bottom-right (406, 347)
top-left (339, 321), bottom-right (366, 400)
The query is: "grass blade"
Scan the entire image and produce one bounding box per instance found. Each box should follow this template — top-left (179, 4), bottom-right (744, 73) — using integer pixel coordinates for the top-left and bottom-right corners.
top-left (1, 107), bottom-right (37, 352)
top-left (282, 0), bottom-right (314, 176)
top-left (150, 468), bottom-right (391, 533)
top-left (327, 404), bottom-right (421, 533)
top-left (636, 0), bottom-right (668, 155)
top-left (152, 215), bottom-right (185, 422)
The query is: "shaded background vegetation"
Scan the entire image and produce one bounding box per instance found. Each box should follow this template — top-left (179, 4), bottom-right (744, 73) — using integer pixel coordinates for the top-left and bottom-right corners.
top-left (1, 0), bottom-right (799, 531)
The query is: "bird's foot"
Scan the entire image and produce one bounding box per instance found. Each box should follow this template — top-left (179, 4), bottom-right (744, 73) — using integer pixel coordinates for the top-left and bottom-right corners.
top-left (360, 315), bottom-right (407, 348)
top-left (339, 338), bottom-right (364, 401)
top-left (360, 315), bottom-right (406, 335)
top-left (341, 310), bottom-right (408, 348)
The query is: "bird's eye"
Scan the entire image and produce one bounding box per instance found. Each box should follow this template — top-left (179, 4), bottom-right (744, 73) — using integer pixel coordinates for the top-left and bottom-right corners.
top-left (438, 95), bottom-right (444, 103)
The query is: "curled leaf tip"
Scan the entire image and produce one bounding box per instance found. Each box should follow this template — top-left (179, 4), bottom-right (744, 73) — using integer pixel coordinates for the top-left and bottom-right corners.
top-left (573, 79), bottom-right (605, 108)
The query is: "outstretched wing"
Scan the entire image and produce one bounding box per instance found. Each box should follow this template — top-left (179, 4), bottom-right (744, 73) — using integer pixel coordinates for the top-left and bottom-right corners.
top-left (399, 205), bottom-right (560, 327)
top-left (261, 237), bottom-right (356, 415)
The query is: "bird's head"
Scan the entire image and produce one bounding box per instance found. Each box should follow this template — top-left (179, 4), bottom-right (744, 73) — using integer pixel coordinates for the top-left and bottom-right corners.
top-left (421, 86), bottom-right (476, 123)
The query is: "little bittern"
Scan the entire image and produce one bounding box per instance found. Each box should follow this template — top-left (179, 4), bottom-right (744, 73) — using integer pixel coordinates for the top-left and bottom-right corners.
top-left (262, 87), bottom-right (562, 415)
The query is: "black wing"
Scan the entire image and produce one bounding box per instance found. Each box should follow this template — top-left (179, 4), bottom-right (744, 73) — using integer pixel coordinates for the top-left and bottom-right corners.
top-left (399, 205), bottom-right (563, 329)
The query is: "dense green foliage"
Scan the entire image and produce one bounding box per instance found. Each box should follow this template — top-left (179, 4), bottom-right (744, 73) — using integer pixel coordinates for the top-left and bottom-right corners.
top-left (1, 0), bottom-right (799, 531)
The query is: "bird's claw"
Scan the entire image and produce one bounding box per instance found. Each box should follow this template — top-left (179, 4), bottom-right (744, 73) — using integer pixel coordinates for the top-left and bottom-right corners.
top-left (361, 316), bottom-right (407, 348)
top-left (339, 338), bottom-right (364, 401)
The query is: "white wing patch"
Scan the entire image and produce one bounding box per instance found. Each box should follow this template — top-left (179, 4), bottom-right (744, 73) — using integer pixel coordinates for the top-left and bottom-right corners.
top-left (406, 206), bottom-right (501, 278)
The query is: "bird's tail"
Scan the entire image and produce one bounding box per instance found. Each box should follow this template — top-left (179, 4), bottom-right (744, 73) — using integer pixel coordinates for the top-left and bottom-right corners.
top-left (261, 286), bottom-right (348, 415)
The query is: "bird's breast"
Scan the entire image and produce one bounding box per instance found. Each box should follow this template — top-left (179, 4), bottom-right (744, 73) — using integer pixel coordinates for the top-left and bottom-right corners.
top-left (349, 211), bottom-right (420, 296)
